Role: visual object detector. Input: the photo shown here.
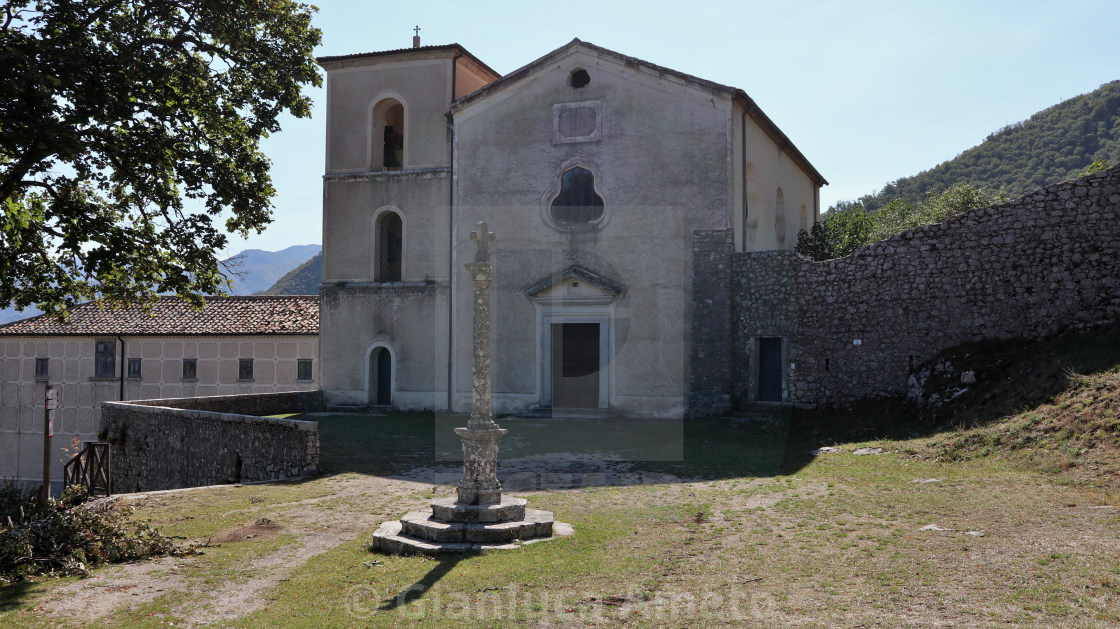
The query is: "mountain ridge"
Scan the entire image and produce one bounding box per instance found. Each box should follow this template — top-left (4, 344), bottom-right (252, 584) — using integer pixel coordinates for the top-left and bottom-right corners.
top-left (259, 252), bottom-right (322, 295)
top-left (0, 244), bottom-right (321, 325)
top-left (224, 244), bottom-right (321, 295)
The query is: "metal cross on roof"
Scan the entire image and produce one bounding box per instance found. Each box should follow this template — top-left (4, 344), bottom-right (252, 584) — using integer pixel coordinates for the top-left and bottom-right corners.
top-left (469, 221), bottom-right (495, 262)
top-left (414, 25), bottom-right (421, 37)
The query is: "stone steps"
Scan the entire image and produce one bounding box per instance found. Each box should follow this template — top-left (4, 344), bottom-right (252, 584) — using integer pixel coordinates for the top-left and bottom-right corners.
top-left (429, 495), bottom-right (526, 522)
top-left (399, 508), bottom-right (554, 544)
top-left (516, 407), bottom-right (614, 420)
top-left (372, 519), bottom-right (574, 555)
top-left (729, 403), bottom-right (791, 421)
top-left (728, 404), bottom-right (792, 432)
top-left (371, 494), bottom-right (568, 555)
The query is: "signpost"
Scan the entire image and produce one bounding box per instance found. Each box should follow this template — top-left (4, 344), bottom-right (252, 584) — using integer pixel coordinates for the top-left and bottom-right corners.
top-left (41, 386), bottom-right (56, 507)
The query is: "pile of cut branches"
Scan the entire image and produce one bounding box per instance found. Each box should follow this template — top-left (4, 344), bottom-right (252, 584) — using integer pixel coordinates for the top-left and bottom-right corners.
top-left (1, 484), bottom-right (184, 584)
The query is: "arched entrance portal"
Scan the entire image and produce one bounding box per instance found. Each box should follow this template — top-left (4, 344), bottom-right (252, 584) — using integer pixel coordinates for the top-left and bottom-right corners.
top-left (369, 347), bottom-right (392, 406)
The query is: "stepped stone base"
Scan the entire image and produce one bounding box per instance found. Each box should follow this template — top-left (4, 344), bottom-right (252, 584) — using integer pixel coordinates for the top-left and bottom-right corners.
top-left (430, 495), bottom-right (526, 523)
top-left (371, 494), bottom-right (572, 555)
top-left (372, 520), bottom-right (574, 555)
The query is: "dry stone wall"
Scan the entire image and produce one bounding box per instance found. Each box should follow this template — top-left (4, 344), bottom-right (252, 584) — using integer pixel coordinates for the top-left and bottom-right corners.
top-left (689, 230), bottom-right (735, 417)
top-left (99, 391), bottom-right (321, 493)
top-left (731, 166), bottom-right (1120, 408)
top-left (127, 390), bottom-right (323, 416)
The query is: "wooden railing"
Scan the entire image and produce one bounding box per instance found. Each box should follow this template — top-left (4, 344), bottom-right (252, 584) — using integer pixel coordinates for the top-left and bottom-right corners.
top-left (63, 442), bottom-right (111, 497)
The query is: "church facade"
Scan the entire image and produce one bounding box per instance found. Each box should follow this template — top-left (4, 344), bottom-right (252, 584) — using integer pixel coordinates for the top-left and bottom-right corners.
top-left (316, 39), bottom-right (826, 418)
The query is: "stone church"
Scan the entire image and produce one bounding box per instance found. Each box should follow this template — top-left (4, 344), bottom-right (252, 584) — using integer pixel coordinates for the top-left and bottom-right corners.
top-left (316, 38), bottom-right (826, 418)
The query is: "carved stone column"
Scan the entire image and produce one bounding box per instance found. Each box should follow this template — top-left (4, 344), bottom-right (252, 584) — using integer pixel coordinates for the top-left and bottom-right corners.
top-left (456, 222), bottom-right (507, 505)
top-left (371, 219), bottom-right (571, 554)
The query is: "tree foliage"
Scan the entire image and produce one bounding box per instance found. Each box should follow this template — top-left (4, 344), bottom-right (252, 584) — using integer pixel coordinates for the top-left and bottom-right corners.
top-left (1080, 158), bottom-right (1113, 176)
top-left (859, 81), bottom-right (1120, 212)
top-left (795, 200), bottom-right (875, 261)
top-left (0, 0), bottom-right (322, 318)
top-left (793, 222), bottom-right (830, 262)
top-left (798, 184), bottom-right (1002, 261)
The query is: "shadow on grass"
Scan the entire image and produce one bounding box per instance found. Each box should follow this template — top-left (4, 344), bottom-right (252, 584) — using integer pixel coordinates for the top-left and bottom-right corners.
top-left (297, 410), bottom-right (805, 484)
top-left (0, 581), bottom-right (34, 613)
top-left (301, 323), bottom-right (1120, 486)
top-left (785, 320), bottom-right (1120, 470)
top-left (379, 553), bottom-right (471, 611)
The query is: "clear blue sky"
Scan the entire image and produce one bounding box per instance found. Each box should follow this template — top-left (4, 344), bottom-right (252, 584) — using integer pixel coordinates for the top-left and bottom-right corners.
top-left (237, 0), bottom-right (1120, 253)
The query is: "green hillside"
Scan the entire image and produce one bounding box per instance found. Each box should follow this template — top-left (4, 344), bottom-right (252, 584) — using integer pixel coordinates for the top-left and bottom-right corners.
top-left (860, 80), bottom-right (1120, 211)
top-left (259, 251), bottom-right (321, 295)
top-left (224, 244), bottom-right (320, 295)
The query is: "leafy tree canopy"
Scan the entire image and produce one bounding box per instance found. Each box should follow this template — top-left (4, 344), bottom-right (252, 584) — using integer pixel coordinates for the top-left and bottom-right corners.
top-left (798, 184), bottom-right (1002, 261)
top-left (1080, 158), bottom-right (1113, 176)
top-left (0, 0), bottom-right (322, 319)
top-left (795, 200), bottom-right (874, 261)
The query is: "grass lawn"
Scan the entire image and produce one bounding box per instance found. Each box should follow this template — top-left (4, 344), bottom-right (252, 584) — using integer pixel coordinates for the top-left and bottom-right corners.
top-left (2, 411), bottom-right (1119, 628)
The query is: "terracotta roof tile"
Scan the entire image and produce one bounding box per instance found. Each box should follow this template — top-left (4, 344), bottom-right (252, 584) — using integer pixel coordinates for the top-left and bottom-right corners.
top-left (0, 296), bottom-right (319, 336)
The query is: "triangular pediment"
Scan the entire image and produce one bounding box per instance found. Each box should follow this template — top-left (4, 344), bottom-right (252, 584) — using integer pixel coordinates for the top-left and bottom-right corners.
top-left (452, 39), bottom-right (740, 115)
top-left (525, 266), bottom-right (622, 301)
top-left (450, 39), bottom-right (826, 186)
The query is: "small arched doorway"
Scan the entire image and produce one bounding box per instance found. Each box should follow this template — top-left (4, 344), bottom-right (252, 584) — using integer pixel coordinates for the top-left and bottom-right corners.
top-left (369, 347), bottom-right (392, 406)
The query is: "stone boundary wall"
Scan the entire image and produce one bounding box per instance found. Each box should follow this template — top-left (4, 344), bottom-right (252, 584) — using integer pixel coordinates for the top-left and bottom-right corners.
top-left (126, 390), bottom-right (323, 416)
top-left (688, 230), bottom-right (734, 417)
top-left (731, 166), bottom-right (1120, 407)
top-left (99, 391), bottom-right (322, 493)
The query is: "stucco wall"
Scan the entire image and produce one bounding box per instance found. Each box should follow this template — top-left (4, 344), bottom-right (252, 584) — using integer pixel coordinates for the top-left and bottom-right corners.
top-left (318, 51), bottom-right (458, 414)
top-left (736, 109), bottom-right (818, 253)
top-left (321, 172), bottom-right (451, 283)
top-left (0, 334), bottom-right (318, 484)
top-left (730, 166), bottom-right (1120, 407)
top-left (100, 392), bottom-right (320, 493)
top-left (319, 282), bottom-right (447, 409)
top-left (324, 53), bottom-right (454, 173)
top-left (318, 42), bottom-right (824, 419)
top-left (449, 48), bottom-right (730, 417)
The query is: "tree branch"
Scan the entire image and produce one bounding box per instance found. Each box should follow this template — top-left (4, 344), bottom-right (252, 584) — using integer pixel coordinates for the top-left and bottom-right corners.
top-left (22, 179), bottom-right (60, 199)
top-left (79, 0), bottom-right (129, 28)
top-left (2, 3), bottom-right (15, 32)
top-left (0, 151), bottom-right (50, 204)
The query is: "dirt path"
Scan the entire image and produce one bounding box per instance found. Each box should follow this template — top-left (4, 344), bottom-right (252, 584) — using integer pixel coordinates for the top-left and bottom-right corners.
top-left (35, 473), bottom-right (440, 625)
top-left (31, 459), bottom-right (676, 625)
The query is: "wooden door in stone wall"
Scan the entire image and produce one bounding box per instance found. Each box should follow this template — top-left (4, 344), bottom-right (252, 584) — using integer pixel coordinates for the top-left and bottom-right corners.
top-left (758, 337), bottom-right (783, 402)
top-left (551, 323), bottom-right (599, 408)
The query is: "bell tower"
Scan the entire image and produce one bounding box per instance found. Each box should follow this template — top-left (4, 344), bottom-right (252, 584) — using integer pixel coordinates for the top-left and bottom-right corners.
top-left (315, 42), bottom-right (499, 409)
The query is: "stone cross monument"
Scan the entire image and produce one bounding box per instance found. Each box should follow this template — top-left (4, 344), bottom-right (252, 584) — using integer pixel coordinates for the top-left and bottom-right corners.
top-left (455, 221), bottom-right (507, 504)
top-left (371, 221), bottom-right (570, 554)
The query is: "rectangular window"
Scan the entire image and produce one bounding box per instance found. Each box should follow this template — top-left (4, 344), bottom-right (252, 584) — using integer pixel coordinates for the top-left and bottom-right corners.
top-left (297, 359), bottom-right (313, 382)
top-left (94, 341), bottom-right (115, 378)
top-left (127, 358), bottom-right (141, 379)
top-left (238, 358), bottom-right (254, 381)
top-left (182, 358), bottom-right (197, 380)
top-left (34, 357), bottom-right (48, 379)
